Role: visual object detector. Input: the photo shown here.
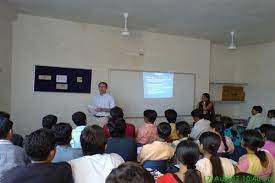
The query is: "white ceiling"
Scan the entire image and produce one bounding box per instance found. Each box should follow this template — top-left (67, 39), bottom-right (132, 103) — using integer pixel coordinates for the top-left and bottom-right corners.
top-left (7, 0), bottom-right (275, 45)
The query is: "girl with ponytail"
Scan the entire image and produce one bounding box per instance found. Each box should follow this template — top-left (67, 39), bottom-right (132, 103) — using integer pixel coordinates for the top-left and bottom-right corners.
top-left (196, 132), bottom-right (235, 183)
top-left (210, 121), bottom-right (235, 155)
top-left (237, 130), bottom-right (274, 178)
top-left (157, 140), bottom-right (202, 183)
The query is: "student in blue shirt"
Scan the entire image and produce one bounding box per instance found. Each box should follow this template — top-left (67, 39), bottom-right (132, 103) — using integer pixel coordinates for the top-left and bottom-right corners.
top-left (70, 111), bottom-right (87, 149)
top-left (221, 116), bottom-right (241, 147)
top-left (52, 123), bottom-right (82, 162)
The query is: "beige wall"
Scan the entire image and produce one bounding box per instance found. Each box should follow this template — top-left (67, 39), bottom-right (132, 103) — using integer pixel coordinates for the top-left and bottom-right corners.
top-left (0, 2), bottom-right (16, 113)
top-left (11, 14), bottom-right (211, 135)
top-left (210, 43), bottom-right (275, 119)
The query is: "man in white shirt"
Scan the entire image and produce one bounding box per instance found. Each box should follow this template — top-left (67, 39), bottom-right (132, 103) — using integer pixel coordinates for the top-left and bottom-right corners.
top-left (88, 82), bottom-right (115, 125)
top-left (190, 109), bottom-right (211, 140)
top-left (246, 106), bottom-right (267, 129)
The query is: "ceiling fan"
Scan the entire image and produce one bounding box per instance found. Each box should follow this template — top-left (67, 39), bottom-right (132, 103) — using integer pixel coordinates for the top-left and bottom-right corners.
top-left (228, 31), bottom-right (237, 50)
top-left (121, 12), bottom-right (130, 36)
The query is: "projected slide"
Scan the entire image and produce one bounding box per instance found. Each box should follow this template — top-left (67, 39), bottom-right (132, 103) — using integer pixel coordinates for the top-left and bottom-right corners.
top-left (143, 72), bottom-right (174, 98)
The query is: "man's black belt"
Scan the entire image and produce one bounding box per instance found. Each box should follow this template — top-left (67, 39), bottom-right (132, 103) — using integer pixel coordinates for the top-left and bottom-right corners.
top-left (93, 115), bottom-right (106, 118)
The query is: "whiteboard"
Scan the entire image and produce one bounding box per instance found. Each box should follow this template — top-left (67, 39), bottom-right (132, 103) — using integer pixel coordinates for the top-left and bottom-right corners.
top-left (109, 69), bottom-right (195, 117)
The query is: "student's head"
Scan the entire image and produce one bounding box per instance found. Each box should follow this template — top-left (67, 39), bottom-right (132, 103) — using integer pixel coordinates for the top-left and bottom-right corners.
top-left (107, 118), bottom-right (126, 138)
top-left (24, 128), bottom-right (56, 162)
top-left (106, 162), bottom-right (155, 183)
top-left (110, 106), bottom-right (124, 120)
top-left (220, 116), bottom-right (234, 129)
top-left (80, 125), bottom-right (107, 156)
top-left (0, 117), bottom-right (13, 140)
top-left (157, 122), bottom-right (171, 140)
top-left (52, 123), bottom-right (72, 145)
top-left (0, 111), bottom-right (10, 119)
top-left (241, 130), bottom-right (267, 166)
top-left (191, 109), bottom-right (202, 122)
top-left (202, 93), bottom-right (210, 102)
top-left (199, 132), bottom-right (224, 179)
top-left (228, 173), bottom-right (263, 183)
top-left (11, 134), bottom-right (24, 147)
top-left (165, 109), bottom-right (177, 123)
top-left (42, 114), bottom-right (58, 129)
top-left (259, 124), bottom-right (275, 142)
top-left (175, 140), bottom-right (202, 183)
top-left (210, 121), bottom-right (228, 152)
top-left (267, 109), bottom-right (275, 118)
top-left (251, 106), bottom-right (263, 115)
top-left (98, 82), bottom-right (108, 94)
top-left (176, 121), bottom-right (191, 138)
top-left (143, 109), bottom-right (157, 124)
top-left (72, 111), bottom-right (87, 126)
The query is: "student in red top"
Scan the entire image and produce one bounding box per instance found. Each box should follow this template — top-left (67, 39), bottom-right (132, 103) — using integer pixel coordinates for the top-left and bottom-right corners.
top-left (157, 140), bottom-right (202, 183)
top-left (103, 106), bottom-right (135, 139)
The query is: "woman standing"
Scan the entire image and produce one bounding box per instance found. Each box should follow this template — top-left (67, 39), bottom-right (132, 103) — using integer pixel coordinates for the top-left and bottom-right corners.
top-left (197, 93), bottom-right (215, 122)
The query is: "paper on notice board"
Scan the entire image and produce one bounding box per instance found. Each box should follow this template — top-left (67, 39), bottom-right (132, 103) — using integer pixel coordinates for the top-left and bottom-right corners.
top-left (56, 83), bottom-right (68, 90)
top-left (38, 75), bottom-right (52, 80)
top-left (77, 77), bottom-right (83, 83)
top-left (56, 75), bottom-right (67, 83)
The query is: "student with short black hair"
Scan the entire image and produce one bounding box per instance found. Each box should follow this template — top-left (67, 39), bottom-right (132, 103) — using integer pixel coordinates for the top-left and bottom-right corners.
top-left (210, 121), bottom-right (234, 154)
top-left (247, 106), bottom-right (267, 129)
top-left (196, 132), bottom-right (235, 183)
top-left (136, 109), bottom-right (158, 145)
top-left (42, 114), bottom-right (58, 129)
top-left (267, 109), bottom-right (275, 126)
top-left (172, 121), bottom-right (191, 148)
top-left (69, 125), bottom-right (124, 183)
top-left (157, 140), bottom-right (202, 183)
top-left (106, 162), bottom-right (155, 183)
top-left (237, 130), bottom-right (274, 178)
top-left (11, 133), bottom-right (24, 147)
top-left (165, 109), bottom-right (179, 141)
top-left (259, 124), bottom-right (275, 157)
top-left (71, 111), bottom-right (87, 149)
top-left (1, 128), bottom-right (73, 183)
top-left (52, 123), bottom-right (82, 162)
top-left (190, 109), bottom-right (211, 140)
top-left (138, 122), bottom-right (174, 163)
top-left (105, 118), bottom-right (137, 161)
top-left (0, 117), bottom-right (29, 177)
top-left (0, 111), bottom-right (10, 119)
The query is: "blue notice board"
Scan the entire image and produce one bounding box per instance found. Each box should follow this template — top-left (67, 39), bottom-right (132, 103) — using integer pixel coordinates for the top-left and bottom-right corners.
top-left (34, 65), bottom-right (92, 93)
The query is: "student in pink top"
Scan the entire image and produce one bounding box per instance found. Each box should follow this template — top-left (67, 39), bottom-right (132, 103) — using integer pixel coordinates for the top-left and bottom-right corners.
top-left (259, 124), bottom-right (275, 157)
top-left (237, 130), bottom-right (274, 178)
top-left (136, 110), bottom-right (158, 145)
top-left (210, 121), bottom-right (234, 154)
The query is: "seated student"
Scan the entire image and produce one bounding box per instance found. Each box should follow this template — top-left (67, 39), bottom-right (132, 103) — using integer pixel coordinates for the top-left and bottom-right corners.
top-left (221, 116), bottom-right (242, 147)
top-left (210, 121), bottom-right (234, 154)
top-left (106, 162), bottom-right (155, 183)
top-left (69, 125), bottom-right (124, 183)
top-left (70, 111), bottom-right (87, 149)
top-left (259, 124), bottom-right (275, 157)
top-left (196, 132), bottom-right (235, 183)
top-left (11, 133), bottom-right (24, 147)
top-left (105, 118), bottom-right (137, 161)
top-left (267, 109), bottom-right (275, 126)
top-left (103, 106), bottom-right (135, 138)
top-left (190, 109), bottom-right (211, 140)
top-left (1, 128), bottom-right (73, 183)
top-left (165, 109), bottom-right (179, 141)
top-left (237, 130), bottom-right (274, 178)
top-left (136, 109), bottom-right (158, 145)
top-left (42, 114), bottom-right (58, 129)
top-left (0, 111), bottom-right (10, 119)
top-left (171, 121), bottom-right (191, 148)
top-left (51, 123), bottom-right (82, 162)
top-left (246, 106), bottom-right (267, 129)
top-left (157, 140), bottom-right (202, 183)
top-left (0, 117), bottom-right (29, 177)
top-left (138, 122), bottom-right (174, 164)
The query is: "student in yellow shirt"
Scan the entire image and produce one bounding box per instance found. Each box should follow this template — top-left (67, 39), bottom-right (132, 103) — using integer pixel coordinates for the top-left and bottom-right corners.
top-left (165, 109), bottom-right (179, 141)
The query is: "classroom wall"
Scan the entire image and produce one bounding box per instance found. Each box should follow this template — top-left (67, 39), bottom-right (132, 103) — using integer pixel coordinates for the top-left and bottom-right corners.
top-left (11, 14), bottom-right (211, 135)
top-left (210, 43), bottom-right (275, 119)
top-left (0, 2), bottom-right (16, 113)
